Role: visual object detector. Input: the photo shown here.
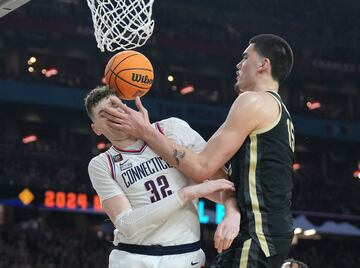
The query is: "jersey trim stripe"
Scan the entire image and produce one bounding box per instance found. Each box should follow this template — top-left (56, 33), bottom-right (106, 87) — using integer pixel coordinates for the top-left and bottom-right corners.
top-left (268, 91), bottom-right (292, 118)
top-left (248, 134), bottom-right (270, 257)
top-left (105, 152), bottom-right (116, 180)
top-left (250, 92), bottom-right (282, 135)
top-left (239, 238), bottom-right (252, 268)
top-left (155, 122), bottom-right (164, 134)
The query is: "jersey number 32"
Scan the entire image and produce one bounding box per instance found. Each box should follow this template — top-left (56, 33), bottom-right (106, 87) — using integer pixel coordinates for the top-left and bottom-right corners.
top-left (144, 175), bottom-right (172, 203)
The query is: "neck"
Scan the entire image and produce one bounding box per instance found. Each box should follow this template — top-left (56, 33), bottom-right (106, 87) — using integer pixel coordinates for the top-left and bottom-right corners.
top-left (111, 137), bottom-right (139, 149)
top-left (248, 76), bottom-right (279, 93)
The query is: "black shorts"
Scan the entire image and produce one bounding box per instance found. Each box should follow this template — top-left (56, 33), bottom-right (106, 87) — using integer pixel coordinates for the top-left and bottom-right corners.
top-left (209, 233), bottom-right (291, 268)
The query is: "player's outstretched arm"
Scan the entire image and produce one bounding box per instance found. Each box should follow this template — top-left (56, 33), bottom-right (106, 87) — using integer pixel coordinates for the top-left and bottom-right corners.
top-left (102, 179), bottom-right (235, 240)
top-left (102, 94), bottom-right (263, 181)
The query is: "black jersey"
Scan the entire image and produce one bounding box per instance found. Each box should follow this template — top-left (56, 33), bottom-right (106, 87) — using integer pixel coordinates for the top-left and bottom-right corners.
top-left (229, 91), bottom-right (295, 257)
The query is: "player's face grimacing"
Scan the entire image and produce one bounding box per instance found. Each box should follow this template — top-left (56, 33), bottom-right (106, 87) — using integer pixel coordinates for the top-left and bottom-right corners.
top-left (234, 44), bottom-right (264, 94)
top-left (90, 97), bottom-right (127, 142)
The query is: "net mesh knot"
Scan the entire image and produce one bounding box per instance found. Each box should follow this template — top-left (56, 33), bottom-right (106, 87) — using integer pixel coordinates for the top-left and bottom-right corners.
top-left (87, 0), bottom-right (155, 52)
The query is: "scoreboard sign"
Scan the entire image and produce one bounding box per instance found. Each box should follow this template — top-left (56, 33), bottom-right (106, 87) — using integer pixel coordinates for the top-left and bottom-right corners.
top-left (0, 187), bottom-right (225, 224)
top-left (0, 187), bottom-right (103, 213)
top-left (44, 190), bottom-right (102, 211)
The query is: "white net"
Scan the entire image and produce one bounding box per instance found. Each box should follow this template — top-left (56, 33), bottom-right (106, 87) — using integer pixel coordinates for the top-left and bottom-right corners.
top-left (87, 0), bottom-right (155, 52)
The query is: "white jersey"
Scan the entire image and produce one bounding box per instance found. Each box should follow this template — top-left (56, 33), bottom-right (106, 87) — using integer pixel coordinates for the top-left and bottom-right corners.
top-left (88, 118), bottom-right (206, 246)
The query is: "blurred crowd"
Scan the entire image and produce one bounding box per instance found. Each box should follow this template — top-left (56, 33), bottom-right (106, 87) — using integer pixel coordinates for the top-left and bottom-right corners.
top-left (0, 0), bottom-right (359, 119)
top-left (0, 216), bottom-right (359, 267)
top-left (293, 174), bottom-right (360, 215)
top-left (0, 218), bottom-right (110, 268)
top-left (287, 238), bottom-right (360, 268)
top-left (0, 1), bottom-right (359, 267)
top-left (0, 133), bottom-right (91, 192)
top-left (0, 130), bottom-right (359, 216)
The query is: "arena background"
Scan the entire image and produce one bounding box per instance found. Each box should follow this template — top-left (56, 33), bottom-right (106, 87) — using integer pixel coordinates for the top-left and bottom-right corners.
top-left (1, 0), bottom-right (360, 267)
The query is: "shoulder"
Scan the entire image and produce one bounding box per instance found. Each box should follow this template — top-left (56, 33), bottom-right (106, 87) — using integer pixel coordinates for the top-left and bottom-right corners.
top-left (224, 92), bottom-right (272, 133)
top-left (232, 92), bottom-right (270, 115)
top-left (157, 117), bottom-right (190, 127)
top-left (155, 117), bottom-right (191, 134)
top-left (235, 91), bottom-right (266, 106)
top-left (88, 152), bottom-right (109, 171)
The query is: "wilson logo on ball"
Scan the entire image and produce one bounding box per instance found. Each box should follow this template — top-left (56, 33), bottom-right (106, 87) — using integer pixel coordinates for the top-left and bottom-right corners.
top-left (131, 73), bottom-right (153, 84)
top-left (104, 50), bottom-right (154, 100)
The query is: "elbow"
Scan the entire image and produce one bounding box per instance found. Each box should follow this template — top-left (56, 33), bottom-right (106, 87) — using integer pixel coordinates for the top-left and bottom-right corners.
top-left (191, 163), bottom-right (215, 182)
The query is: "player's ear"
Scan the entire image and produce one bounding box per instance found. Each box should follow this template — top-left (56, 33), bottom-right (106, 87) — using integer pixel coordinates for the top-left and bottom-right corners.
top-left (91, 123), bottom-right (102, 136)
top-left (258, 58), bottom-right (270, 70)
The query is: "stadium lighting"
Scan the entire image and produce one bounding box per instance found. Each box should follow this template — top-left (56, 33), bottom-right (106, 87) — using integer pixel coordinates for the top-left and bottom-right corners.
top-left (27, 57), bottom-right (36, 65)
top-left (293, 163), bottom-right (301, 171)
top-left (28, 67), bottom-right (34, 73)
top-left (167, 75), bottom-right (174, 82)
top-left (306, 101), bottom-right (321, 110)
top-left (353, 170), bottom-right (360, 179)
top-left (44, 68), bottom-right (58, 77)
top-left (97, 142), bottom-right (106, 150)
top-left (22, 134), bottom-right (38, 144)
top-left (303, 229), bottom-right (317, 236)
top-left (180, 85), bottom-right (195, 95)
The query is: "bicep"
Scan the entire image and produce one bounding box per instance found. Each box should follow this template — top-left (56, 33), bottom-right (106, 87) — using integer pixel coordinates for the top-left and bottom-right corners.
top-left (102, 194), bottom-right (132, 224)
top-left (200, 95), bottom-right (262, 176)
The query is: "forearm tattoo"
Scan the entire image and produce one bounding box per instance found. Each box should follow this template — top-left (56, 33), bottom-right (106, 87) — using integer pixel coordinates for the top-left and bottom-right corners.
top-left (172, 149), bottom-right (185, 165)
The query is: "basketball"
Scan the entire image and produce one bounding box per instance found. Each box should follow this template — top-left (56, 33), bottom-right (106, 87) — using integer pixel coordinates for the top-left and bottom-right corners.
top-left (104, 50), bottom-right (154, 100)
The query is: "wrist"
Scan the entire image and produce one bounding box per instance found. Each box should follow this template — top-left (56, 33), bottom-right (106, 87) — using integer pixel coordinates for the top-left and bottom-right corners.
top-left (224, 198), bottom-right (240, 214)
top-left (224, 210), bottom-right (241, 223)
top-left (178, 188), bottom-right (191, 204)
top-left (225, 208), bottom-right (240, 217)
top-left (142, 124), bottom-right (158, 141)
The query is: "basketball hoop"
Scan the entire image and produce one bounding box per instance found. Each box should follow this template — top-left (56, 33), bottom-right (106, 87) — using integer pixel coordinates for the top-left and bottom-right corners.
top-left (0, 0), bottom-right (31, 18)
top-left (86, 0), bottom-right (155, 52)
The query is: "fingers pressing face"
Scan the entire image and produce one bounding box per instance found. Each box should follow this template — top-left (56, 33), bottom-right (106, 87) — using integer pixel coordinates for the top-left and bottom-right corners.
top-left (91, 97), bottom-right (126, 139)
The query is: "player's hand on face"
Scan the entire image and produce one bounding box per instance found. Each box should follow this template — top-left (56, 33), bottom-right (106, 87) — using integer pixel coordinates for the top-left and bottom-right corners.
top-left (100, 98), bottom-right (126, 127)
top-left (214, 210), bottom-right (240, 253)
top-left (102, 96), bottom-right (152, 139)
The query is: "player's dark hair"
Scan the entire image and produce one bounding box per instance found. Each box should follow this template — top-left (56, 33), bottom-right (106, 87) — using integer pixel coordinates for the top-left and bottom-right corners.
top-left (249, 34), bottom-right (294, 83)
top-left (84, 86), bottom-right (112, 119)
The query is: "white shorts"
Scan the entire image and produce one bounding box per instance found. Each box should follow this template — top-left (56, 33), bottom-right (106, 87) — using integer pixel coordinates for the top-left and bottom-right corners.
top-left (109, 248), bottom-right (205, 268)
